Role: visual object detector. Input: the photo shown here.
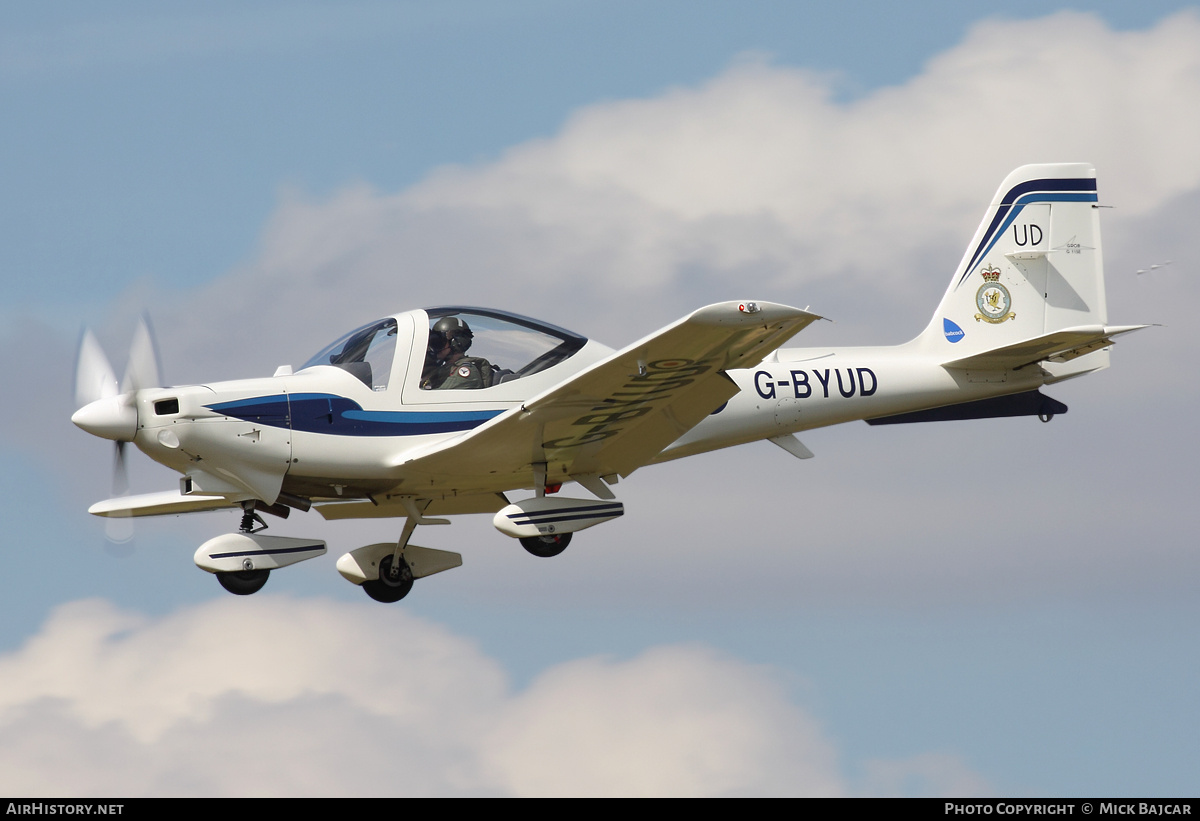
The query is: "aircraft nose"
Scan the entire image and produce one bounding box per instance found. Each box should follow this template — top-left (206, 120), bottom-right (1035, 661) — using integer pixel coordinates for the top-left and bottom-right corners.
top-left (71, 396), bottom-right (137, 441)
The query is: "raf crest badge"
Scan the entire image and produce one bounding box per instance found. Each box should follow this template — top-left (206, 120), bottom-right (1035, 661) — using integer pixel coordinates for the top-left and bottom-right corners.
top-left (975, 266), bottom-right (1015, 324)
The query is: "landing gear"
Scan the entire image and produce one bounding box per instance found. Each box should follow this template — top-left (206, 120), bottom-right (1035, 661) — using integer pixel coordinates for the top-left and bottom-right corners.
top-left (216, 568), bottom-right (270, 595)
top-left (239, 504), bottom-right (268, 533)
top-left (520, 532), bottom-right (572, 558)
top-left (335, 500), bottom-right (463, 602)
top-left (363, 554), bottom-right (414, 603)
top-left (214, 503), bottom-right (274, 595)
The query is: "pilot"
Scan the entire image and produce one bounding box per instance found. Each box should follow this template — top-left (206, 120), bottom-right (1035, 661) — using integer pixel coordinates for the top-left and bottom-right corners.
top-left (420, 329), bottom-right (448, 386)
top-left (421, 317), bottom-right (492, 390)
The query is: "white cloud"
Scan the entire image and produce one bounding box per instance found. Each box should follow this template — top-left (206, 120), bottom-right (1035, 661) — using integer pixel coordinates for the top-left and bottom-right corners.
top-left (24, 8), bottom-right (1187, 380)
top-left (0, 596), bottom-right (867, 796)
top-left (156, 9), bottom-right (1200, 379)
top-left (10, 11), bottom-right (1197, 801)
top-left (482, 645), bottom-right (843, 797)
top-left (26, 10), bottom-right (1200, 611)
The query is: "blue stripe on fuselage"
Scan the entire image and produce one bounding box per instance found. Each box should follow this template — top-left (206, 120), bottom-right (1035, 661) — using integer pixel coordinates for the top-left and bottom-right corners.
top-left (206, 393), bottom-right (503, 436)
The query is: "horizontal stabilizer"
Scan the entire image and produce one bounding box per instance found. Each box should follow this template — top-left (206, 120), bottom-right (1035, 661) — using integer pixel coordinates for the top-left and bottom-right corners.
top-left (942, 325), bottom-right (1148, 371)
top-left (89, 490), bottom-right (237, 518)
top-left (866, 390), bottom-right (1067, 426)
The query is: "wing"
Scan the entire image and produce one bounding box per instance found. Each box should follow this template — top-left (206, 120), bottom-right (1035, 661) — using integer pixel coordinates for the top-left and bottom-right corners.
top-left (393, 301), bottom-right (821, 492)
top-left (88, 490), bottom-right (237, 518)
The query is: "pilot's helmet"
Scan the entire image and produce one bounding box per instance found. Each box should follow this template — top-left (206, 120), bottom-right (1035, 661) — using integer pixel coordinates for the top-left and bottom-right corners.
top-left (432, 316), bottom-right (473, 353)
top-left (426, 329), bottom-right (447, 356)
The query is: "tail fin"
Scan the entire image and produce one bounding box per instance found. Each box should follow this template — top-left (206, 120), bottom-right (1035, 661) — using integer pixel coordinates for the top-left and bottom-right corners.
top-left (919, 164), bottom-right (1140, 377)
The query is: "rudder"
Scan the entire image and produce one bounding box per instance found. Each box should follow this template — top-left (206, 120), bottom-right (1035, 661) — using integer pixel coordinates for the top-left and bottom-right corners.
top-left (922, 164), bottom-right (1106, 367)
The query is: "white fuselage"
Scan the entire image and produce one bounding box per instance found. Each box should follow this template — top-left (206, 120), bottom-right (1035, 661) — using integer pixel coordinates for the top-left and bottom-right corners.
top-left (660, 342), bottom-right (1039, 461)
top-left (129, 337), bottom-right (1038, 505)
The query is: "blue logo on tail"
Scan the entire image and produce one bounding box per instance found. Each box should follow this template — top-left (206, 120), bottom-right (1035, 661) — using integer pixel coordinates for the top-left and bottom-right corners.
top-left (943, 318), bottom-right (965, 343)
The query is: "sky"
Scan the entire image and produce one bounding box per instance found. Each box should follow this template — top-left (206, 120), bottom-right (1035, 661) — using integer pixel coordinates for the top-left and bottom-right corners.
top-left (1, 0), bottom-right (1198, 797)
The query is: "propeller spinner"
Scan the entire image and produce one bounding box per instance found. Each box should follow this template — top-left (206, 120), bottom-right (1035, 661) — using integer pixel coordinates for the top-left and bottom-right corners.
top-left (72, 317), bottom-right (163, 547)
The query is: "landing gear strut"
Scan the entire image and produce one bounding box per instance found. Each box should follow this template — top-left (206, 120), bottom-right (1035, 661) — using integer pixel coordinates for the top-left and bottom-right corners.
top-left (334, 499), bottom-right (463, 603)
top-left (362, 509), bottom-right (424, 603)
top-left (214, 502), bottom-right (272, 595)
top-left (239, 504), bottom-right (268, 533)
top-left (520, 532), bottom-right (572, 558)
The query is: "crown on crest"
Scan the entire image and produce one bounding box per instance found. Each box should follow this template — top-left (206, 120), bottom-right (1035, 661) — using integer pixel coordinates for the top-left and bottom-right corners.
top-left (981, 266), bottom-right (1001, 282)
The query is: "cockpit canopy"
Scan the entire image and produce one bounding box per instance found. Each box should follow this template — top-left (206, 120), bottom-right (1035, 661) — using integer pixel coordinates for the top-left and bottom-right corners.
top-left (301, 317), bottom-right (399, 391)
top-left (300, 307), bottom-right (588, 392)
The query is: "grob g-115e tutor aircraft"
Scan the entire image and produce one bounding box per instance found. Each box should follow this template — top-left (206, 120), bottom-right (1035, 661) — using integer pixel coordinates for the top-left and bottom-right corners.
top-left (72, 164), bottom-right (1146, 602)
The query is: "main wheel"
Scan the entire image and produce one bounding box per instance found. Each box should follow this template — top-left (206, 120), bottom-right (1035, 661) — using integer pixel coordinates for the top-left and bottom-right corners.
top-left (363, 554), bottom-right (414, 603)
top-left (520, 532), bottom-right (572, 558)
top-left (216, 569), bottom-right (270, 596)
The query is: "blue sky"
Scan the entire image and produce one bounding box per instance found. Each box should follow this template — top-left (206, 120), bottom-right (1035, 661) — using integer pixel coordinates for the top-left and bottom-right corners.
top-left (2, 1), bottom-right (1198, 796)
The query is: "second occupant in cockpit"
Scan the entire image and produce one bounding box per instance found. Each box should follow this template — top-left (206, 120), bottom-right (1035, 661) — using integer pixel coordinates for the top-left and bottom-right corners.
top-left (420, 316), bottom-right (493, 390)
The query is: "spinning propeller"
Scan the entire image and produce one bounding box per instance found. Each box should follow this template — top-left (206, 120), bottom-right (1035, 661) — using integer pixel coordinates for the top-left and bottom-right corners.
top-left (72, 317), bottom-right (162, 549)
